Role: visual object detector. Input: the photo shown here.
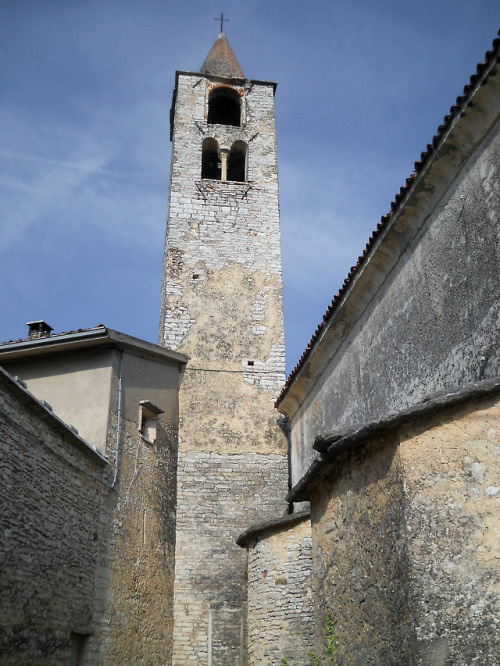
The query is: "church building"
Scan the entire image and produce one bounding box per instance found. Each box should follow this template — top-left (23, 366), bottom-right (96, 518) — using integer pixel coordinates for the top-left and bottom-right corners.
top-left (0, 28), bottom-right (499, 666)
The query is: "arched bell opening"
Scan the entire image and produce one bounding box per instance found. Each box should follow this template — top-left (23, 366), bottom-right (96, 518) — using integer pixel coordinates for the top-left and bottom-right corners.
top-left (207, 87), bottom-right (241, 127)
top-left (227, 141), bottom-right (247, 182)
top-left (201, 138), bottom-right (221, 180)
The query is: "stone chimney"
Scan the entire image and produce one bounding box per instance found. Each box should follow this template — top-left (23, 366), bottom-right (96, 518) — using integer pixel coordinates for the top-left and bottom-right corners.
top-left (26, 321), bottom-right (53, 340)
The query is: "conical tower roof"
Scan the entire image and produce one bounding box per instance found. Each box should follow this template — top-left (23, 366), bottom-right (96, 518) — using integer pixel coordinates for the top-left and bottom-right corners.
top-left (200, 32), bottom-right (244, 79)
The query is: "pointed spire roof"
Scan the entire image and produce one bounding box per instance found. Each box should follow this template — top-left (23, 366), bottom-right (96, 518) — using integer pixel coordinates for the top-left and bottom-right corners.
top-left (200, 33), bottom-right (244, 79)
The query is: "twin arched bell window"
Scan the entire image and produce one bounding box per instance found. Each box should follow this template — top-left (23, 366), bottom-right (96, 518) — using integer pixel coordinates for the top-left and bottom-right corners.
top-left (202, 139), bottom-right (247, 182)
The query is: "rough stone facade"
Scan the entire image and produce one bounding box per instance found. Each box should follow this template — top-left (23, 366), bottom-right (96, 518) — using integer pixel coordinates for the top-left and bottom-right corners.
top-left (0, 331), bottom-right (185, 665)
top-left (161, 51), bottom-right (289, 663)
top-left (310, 394), bottom-right (500, 665)
top-left (403, 397), bottom-right (500, 665)
top-left (0, 367), bottom-right (106, 665)
top-left (239, 513), bottom-right (314, 665)
top-left (99, 409), bottom-right (179, 665)
top-left (173, 452), bottom-right (289, 664)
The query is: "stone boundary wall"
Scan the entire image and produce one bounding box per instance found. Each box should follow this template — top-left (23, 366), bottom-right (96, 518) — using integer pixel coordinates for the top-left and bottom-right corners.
top-left (244, 516), bottom-right (314, 665)
top-left (0, 370), bottom-right (106, 665)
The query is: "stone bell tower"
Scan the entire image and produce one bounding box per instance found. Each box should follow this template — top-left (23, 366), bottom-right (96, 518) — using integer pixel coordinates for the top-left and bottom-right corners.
top-left (159, 32), bottom-right (289, 664)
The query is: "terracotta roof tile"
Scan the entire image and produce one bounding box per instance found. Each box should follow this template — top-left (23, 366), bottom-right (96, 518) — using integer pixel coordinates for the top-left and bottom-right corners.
top-left (0, 324), bottom-right (106, 346)
top-left (200, 33), bottom-right (244, 79)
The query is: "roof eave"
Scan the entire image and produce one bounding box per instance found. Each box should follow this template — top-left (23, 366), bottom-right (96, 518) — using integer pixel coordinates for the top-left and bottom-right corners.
top-left (0, 327), bottom-right (188, 365)
top-left (277, 32), bottom-right (500, 415)
top-left (287, 375), bottom-right (500, 502)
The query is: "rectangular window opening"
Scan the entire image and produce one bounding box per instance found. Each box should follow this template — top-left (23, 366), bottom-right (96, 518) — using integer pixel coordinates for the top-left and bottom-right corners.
top-left (138, 400), bottom-right (165, 445)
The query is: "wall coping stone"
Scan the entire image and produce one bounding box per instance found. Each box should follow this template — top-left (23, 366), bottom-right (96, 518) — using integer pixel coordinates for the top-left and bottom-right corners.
top-left (288, 375), bottom-right (500, 502)
top-left (236, 509), bottom-right (311, 547)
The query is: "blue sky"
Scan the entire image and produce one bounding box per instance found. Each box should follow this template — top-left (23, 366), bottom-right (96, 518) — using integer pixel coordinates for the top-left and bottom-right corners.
top-left (1, 1), bottom-right (499, 373)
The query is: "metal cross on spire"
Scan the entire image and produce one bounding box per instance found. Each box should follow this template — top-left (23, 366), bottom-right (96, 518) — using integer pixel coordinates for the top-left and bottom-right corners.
top-left (215, 12), bottom-right (229, 33)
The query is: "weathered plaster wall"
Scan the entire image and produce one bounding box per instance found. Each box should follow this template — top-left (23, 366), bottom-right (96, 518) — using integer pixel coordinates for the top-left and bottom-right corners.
top-left (0, 369), bottom-right (106, 665)
top-left (401, 397), bottom-right (500, 665)
top-left (310, 434), bottom-right (412, 665)
top-left (3, 347), bottom-right (182, 454)
top-left (310, 396), bottom-right (500, 665)
top-left (246, 517), bottom-right (314, 665)
top-left (118, 350), bottom-right (182, 422)
top-left (162, 71), bottom-right (288, 663)
top-left (285, 106), bottom-right (500, 484)
top-left (4, 351), bottom-right (114, 452)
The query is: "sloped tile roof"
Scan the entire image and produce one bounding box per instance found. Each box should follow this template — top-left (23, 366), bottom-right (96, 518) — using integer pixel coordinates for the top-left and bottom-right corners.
top-left (277, 29), bottom-right (500, 407)
top-left (0, 324), bottom-right (106, 346)
top-left (200, 32), bottom-right (245, 79)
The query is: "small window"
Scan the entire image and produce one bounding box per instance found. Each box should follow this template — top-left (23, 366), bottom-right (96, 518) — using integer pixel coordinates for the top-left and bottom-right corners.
top-left (227, 141), bottom-right (247, 182)
top-left (208, 87), bottom-right (241, 126)
top-left (138, 400), bottom-right (164, 444)
top-left (202, 138), bottom-right (221, 180)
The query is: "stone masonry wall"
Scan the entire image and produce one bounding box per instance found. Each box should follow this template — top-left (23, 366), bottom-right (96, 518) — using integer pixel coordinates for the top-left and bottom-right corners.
top-left (310, 433), bottom-right (411, 665)
top-left (0, 370), bottom-right (106, 665)
top-left (173, 451), bottom-right (289, 665)
top-left (0, 345), bottom-right (182, 665)
top-left (90, 351), bottom-right (181, 666)
top-left (401, 396), bottom-right (500, 665)
top-left (246, 518), bottom-right (314, 665)
top-left (160, 75), bottom-right (284, 383)
top-left (161, 70), bottom-right (288, 663)
top-left (99, 414), bottom-right (178, 665)
top-left (310, 395), bottom-right (500, 665)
